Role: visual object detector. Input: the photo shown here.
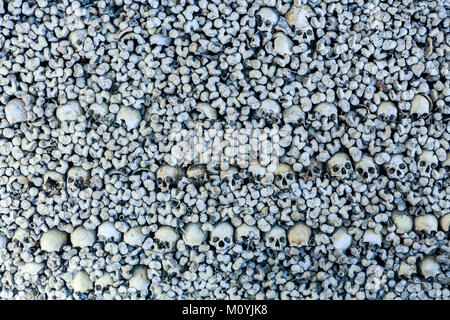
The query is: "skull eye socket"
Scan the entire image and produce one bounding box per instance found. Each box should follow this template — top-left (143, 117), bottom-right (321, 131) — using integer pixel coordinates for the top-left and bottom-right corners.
top-left (166, 177), bottom-right (173, 184)
top-left (312, 166), bottom-right (320, 173)
top-left (332, 165), bottom-right (339, 172)
top-left (389, 114), bottom-right (396, 121)
top-left (232, 173), bottom-right (240, 180)
top-left (157, 178), bottom-right (163, 184)
top-left (268, 236), bottom-right (274, 243)
top-left (344, 162), bottom-right (351, 170)
top-left (224, 237), bottom-right (231, 244)
top-left (212, 236), bottom-right (219, 243)
top-left (264, 20), bottom-right (271, 27)
top-left (295, 29), bottom-right (303, 36)
top-left (306, 29), bottom-right (313, 36)
top-left (275, 175), bottom-right (282, 182)
top-left (357, 168), bottom-right (363, 175)
top-left (399, 163), bottom-right (406, 169)
top-left (286, 173), bottom-right (293, 180)
top-left (301, 167), bottom-right (308, 173)
top-left (368, 167), bottom-right (376, 174)
top-left (388, 168), bottom-right (395, 175)
top-left (280, 237), bottom-right (286, 244)
top-left (430, 163), bottom-right (437, 169)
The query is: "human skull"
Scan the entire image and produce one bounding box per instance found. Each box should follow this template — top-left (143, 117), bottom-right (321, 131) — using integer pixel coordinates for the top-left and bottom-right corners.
top-left (286, 5), bottom-right (315, 44)
top-left (116, 106), bottom-right (142, 130)
top-left (235, 223), bottom-right (261, 246)
top-left (287, 223), bottom-right (311, 247)
top-left (256, 7), bottom-right (279, 32)
top-left (210, 222), bottom-right (234, 252)
top-left (154, 226), bottom-right (180, 251)
top-left (355, 154), bottom-right (378, 183)
top-left (97, 222), bottom-right (121, 242)
top-left (69, 29), bottom-right (87, 52)
top-left (257, 99), bottom-right (281, 124)
top-left (273, 32), bottom-right (293, 56)
top-left (377, 101), bottom-right (397, 122)
top-left (313, 102), bottom-right (338, 126)
top-left (417, 151), bottom-right (438, 178)
top-left (383, 154), bottom-right (408, 180)
top-left (40, 229), bottom-right (67, 252)
top-left (56, 100), bottom-right (83, 122)
top-left (5, 99), bottom-right (27, 125)
top-left (129, 266), bottom-right (150, 292)
top-left (67, 167), bottom-right (90, 191)
top-left (248, 160), bottom-right (273, 186)
top-left (299, 160), bottom-right (322, 181)
top-left (72, 271), bottom-right (93, 293)
top-left (282, 105), bottom-right (305, 124)
top-left (410, 94), bottom-right (432, 120)
top-left (274, 163), bottom-right (295, 190)
top-left (182, 223), bottom-right (206, 247)
top-left (327, 152), bottom-right (353, 180)
top-left (186, 164), bottom-right (208, 184)
top-left (87, 103), bottom-right (109, 123)
top-left (220, 166), bottom-right (242, 190)
top-left (156, 165), bottom-right (183, 192)
top-left (265, 225), bottom-right (287, 250)
top-left (7, 175), bottom-right (30, 197)
top-left (43, 171), bottom-right (65, 195)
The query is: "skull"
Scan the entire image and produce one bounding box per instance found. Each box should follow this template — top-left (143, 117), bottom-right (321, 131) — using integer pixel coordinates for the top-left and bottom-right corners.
top-left (182, 223), bottom-right (206, 247)
top-left (7, 175), bottom-right (30, 197)
top-left (40, 229), bottom-right (67, 252)
top-left (313, 102), bottom-right (338, 126)
top-left (5, 99), bottom-right (27, 125)
top-left (256, 99), bottom-right (281, 124)
top-left (129, 266), bottom-right (150, 292)
top-left (274, 163), bottom-right (295, 190)
top-left (220, 166), bottom-right (242, 190)
top-left (273, 32), bottom-right (293, 56)
top-left (410, 94), bottom-right (432, 120)
top-left (116, 106), bottom-right (142, 130)
top-left (156, 165), bottom-right (183, 192)
top-left (299, 159), bottom-right (322, 181)
top-left (256, 7), bottom-right (279, 32)
top-left (282, 105), bottom-right (305, 124)
top-left (287, 223), bottom-right (311, 247)
top-left (97, 222), bottom-right (121, 242)
top-left (235, 223), bottom-right (261, 247)
top-left (186, 164), bottom-right (208, 184)
top-left (417, 151), bottom-right (438, 178)
top-left (377, 101), bottom-right (397, 122)
top-left (87, 103), bottom-right (109, 123)
top-left (43, 171), bottom-right (65, 195)
top-left (265, 225), bottom-right (287, 250)
top-left (248, 160), bottom-right (273, 186)
top-left (69, 29), bottom-right (87, 52)
top-left (56, 100), bottom-right (83, 122)
top-left (286, 5), bottom-right (315, 44)
top-left (67, 167), bottom-right (90, 191)
top-left (327, 152), bottom-right (353, 180)
top-left (355, 154), bottom-right (378, 183)
top-left (210, 221), bottom-right (234, 252)
top-left (383, 154), bottom-right (408, 180)
top-left (154, 226), bottom-right (180, 251)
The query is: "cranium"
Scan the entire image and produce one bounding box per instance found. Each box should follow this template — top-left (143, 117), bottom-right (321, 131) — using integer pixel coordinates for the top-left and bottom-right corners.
top-left (355, 154), bottom-right (378, 183)
top-left (274, 163), bottom-right (295, 190)
top-left (43, 171), bottom-right (65, 195)
top-left (377, 101), bottom-right (397, 122)
top-left (287, 223), bottom-right (311, 247)
top-left (248, 160), bottom-right (273, 186)
top-left (235, 223), bottom-right (261, 247)
top-left (410, 94), bottom-right (432, 120)
top-left (71, 226), bottom-right (96, 248)
top-left (392, 213), bottom-right (413, 234)
top-left (220, 166), bottom-right (242, 190)
top-left (7, 175), bottom-right (30, 196)
top-left (414, 214), bottom-right (438, 234)
top-left (182, 223), bottom-right (206, 247)
top-left (257, 99), bottom-right (281, 124)
top-left (124, 227), bottom-right (146, 247)
top-left (154, 226), bottom-right (180, 251)
top-left (417, 151), bottom-right (438, 178)
top-left (156, 165), bottom-right (183, 192)
top-left (97, 222), bottom-right (121, 242)
top-left (87, 103), bottom-right (109, 123)
top-left (282, 105), bottom-right (304, 124)
top-left (186, 164), bottom-right (208, 184)
top-left (69, 29), bottom-right (88, 52)
top-left (265, 225), bottom-right (287, 250)
top-left (331, 228), bottom-right (352, 251)
top-left (383, 154), bottom-right (408, 180)
top-left (327, 152), bottom-right (353, 180)
top-left (256, 7), bottom-right (279, 32)
top-left (286, 5), bottom-right (315, 44)
top-left (56, 100), bottom-right (83, 122)
top-left (129, 266), bottom-right (150, 292)
top-left (273, 32), bottom-right (293, 56)
top-left (299, 160), bottom-right (322, 181)
top-left (420, 256), bottom-right (440, 279)
top-left (67, 167), bottom-right (90, 191)
top-left (5, 99), bottom-right (27, 125)
top-left (72, 271), bottom-right (93, 293)
top-left (116, 106), bottom-right (142, 130)
top-left (210, 221), bottom-right (234, 252)
top-left (40, 229), bottom-right (67, 252)
top-left (313, 102), bottom-right (338, 126)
